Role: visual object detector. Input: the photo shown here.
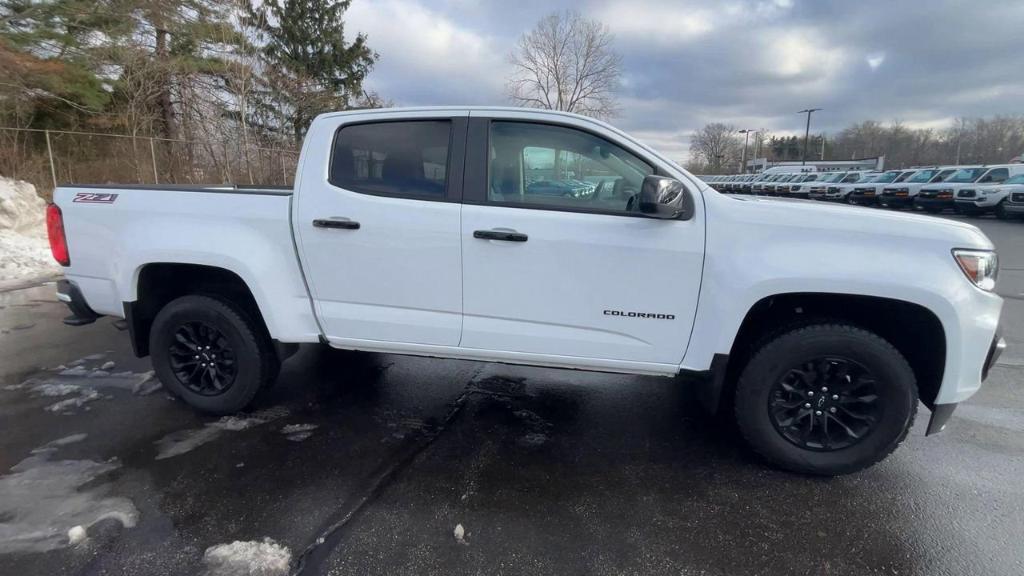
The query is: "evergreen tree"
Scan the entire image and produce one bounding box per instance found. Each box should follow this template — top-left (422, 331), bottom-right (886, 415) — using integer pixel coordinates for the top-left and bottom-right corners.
top-left (247, 0), bottom-right (377, 142)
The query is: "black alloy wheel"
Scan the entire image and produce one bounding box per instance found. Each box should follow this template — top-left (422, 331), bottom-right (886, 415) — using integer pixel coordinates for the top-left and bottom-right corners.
top-left (768, 357), bottom-right (882, 451)
top-left (168, 321), bottom-right (238, 396)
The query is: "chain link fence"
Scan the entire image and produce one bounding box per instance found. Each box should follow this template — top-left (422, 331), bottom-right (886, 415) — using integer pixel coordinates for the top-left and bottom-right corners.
top-left (0, 127), bottom-right (299, 200)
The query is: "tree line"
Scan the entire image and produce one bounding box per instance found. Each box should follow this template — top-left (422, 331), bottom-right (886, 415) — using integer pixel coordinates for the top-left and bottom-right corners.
top-left (0, 0), bottom-right (383, 189)
top-left (689, 116), bottom-right (1024, 174)
top-left (1, 0), bottom-right (380, 144)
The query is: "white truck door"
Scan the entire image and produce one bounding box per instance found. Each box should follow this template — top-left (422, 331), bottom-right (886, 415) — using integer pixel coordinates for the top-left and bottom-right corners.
top-left (459, 116), bottom-right (704, 365)
top-left (294, 112), bottom-right (468, 346)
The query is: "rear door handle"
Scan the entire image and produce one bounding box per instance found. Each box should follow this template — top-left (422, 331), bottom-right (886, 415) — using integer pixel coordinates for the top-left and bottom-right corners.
top-left (313, 218), bottom-right (360, 230)
top-left (473, 229), bottom-right (528, 242)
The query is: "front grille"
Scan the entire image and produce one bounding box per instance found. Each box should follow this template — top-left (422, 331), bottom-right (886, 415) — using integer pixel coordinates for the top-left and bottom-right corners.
top-left (959, 189), bottom-right (976, 198)
top-left (827, 186), bottom-right (840, 193)
top-left (919, 190), bottom-right (937, 198)
top-left (1011, 192), bottom-right (1024, 203)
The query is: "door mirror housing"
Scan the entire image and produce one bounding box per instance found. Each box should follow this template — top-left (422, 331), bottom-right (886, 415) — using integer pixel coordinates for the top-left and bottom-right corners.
top-left (639, 175), bottom-right (694, 220)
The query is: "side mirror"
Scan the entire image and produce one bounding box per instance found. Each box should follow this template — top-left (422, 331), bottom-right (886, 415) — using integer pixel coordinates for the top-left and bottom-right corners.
top-left (639, 175), bottom-right (694, 220)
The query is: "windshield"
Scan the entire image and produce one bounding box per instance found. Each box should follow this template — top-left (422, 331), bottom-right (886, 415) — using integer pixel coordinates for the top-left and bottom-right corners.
top-left (819, 172), bottom-right (844, 183)
top-left (894, 171), bottom-right (916, 183)
top-left (932, 169), bottom-right (956, 182)
top-left (947, 167), bottom-right (986, 183)
top-left (841, 173), bottom-right (862, 183)
top-left (873, 171), bottom-right (901, 183)
top-left (907, 169), bottom-right (938, 183)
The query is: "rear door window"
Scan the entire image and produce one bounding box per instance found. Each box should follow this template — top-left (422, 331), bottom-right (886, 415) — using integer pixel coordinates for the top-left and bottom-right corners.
top-left (330, 121), bottom-right (452, 199)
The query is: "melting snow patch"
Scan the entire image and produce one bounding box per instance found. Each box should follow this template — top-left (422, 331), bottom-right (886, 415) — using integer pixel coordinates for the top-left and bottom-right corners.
top-left (67, 525), bottom-right (87, 545)
top-left (453, 523), bottom-right (468, 545)
top-left (132, 372), bottom-right (162, 396)
top-left (517, 432), bottom-right (549, 447)
top-left (46, 389), bottom-right (100, 412)
top-left (0, 452), bottom-right (138, 553)
top-left (31, 433), bottom-right (88, 454)
top-left (280, 423), bottom-right (318, 434)
top-left (60, 367), bottom-right (91, 377)
top-left (280, 423), bottom-right (318, 442)
top-left (154, 407), bottom-right (289, 460)
top-left (154, 427), bottom-right (224, 460)
top-left (202, 538), bottom-right (292, 576)
top-left (100, 361), bottom-right (115, 370)
top-left (32, 382), bottom-right (81, 396)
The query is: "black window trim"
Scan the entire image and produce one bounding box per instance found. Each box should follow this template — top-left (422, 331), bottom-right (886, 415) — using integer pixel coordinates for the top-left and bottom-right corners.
top-left (464, 117), bottom-right (683, 220)
top-left (327, 116), bottom-right (468, 203)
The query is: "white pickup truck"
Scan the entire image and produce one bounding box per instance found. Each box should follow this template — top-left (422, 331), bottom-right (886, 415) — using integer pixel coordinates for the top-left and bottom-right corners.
top-left (47, 107), bottom-right (1004, 475)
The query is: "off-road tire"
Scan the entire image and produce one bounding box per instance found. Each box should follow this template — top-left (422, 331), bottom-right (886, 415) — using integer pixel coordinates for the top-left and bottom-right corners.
top-left (734, 323), bottom-right (917, 476)
top-left (150, 295), bottom-right (278, 414)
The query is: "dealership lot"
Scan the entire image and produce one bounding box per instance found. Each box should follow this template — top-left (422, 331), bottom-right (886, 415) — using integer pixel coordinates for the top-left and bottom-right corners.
top-left (1, 214), bottom-right (1023, 576)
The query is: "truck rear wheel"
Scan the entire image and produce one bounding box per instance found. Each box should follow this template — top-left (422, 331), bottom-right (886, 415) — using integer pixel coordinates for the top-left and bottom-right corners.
top-left (150, 295), bottom-right (278, 414)
top-left (734, 323), bottom-right (917, 475)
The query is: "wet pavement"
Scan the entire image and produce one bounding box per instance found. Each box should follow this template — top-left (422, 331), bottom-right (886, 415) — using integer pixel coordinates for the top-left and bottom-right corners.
top-left (1, 215), bottom-right (1023, 576)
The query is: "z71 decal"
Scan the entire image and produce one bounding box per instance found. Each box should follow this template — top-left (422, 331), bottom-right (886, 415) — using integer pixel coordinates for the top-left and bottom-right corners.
top-left (73, 192), bottom-right (119, 204)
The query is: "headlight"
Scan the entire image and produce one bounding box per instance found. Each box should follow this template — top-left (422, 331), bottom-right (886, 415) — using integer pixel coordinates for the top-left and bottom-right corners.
top-left (953, 249), bottom-right (998, 291)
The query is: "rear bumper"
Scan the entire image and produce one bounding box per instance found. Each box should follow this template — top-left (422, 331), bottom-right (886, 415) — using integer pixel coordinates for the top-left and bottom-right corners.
top-left (56, 279), bottom-right (101, 326)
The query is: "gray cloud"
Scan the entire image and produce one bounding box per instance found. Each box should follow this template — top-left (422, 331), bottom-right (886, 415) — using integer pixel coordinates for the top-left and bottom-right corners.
top-left (347, 0), bottom-right (1024, 160)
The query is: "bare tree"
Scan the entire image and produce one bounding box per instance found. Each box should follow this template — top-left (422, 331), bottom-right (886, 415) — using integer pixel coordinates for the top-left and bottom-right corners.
top-left (689, 123), bottom-right (741, 173)
top-left (507, 10), bottom-right (622, 119)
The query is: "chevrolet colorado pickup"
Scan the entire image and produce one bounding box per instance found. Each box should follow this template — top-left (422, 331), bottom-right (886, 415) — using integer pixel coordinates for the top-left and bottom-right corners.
top-left (47, 107), bottom-right (1004, 475)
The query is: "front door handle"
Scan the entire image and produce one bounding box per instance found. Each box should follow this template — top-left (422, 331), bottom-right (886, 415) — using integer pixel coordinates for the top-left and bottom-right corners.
top-left (313, 218), bottom-right (360, 230)
top-left (473, 229), bottom-right (528, 242)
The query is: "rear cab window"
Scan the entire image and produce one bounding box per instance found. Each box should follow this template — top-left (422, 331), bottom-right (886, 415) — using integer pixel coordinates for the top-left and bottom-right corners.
top-left (330, 121), bottom-right (453, 200)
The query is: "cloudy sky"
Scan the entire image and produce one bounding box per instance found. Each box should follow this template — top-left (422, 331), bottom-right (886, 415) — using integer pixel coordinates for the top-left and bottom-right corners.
top-left (345, 0), bottom-right (1024, 161)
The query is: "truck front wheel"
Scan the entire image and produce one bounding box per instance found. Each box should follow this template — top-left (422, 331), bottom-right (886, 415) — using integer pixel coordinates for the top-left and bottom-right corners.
top-left (734, 324), bottom-right (917, 475)
top-left (150, 295), bottom-right (278, 414)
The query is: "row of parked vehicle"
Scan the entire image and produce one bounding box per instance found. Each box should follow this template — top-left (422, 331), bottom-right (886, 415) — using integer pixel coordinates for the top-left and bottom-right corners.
top-left (701, 163), bottom-right (1024, 218)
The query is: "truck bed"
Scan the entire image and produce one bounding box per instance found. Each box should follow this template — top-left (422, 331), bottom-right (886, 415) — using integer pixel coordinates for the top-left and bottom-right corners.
top-left (53, 183), bottom-right (320, 344)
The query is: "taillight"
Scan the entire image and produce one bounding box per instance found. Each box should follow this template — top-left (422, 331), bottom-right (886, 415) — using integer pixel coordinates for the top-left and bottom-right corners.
top-left (46, 203), bottom-right (70, 266)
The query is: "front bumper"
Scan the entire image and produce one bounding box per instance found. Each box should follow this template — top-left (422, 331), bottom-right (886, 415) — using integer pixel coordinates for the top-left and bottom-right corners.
top-left (954, 200), bottom-right (990, 214)
top-left (1001, 203), bottom-right (1024, 215)
top-left (56, 279), bottom-right (101, 326)
top-left (914, 196), bottom-right (954, 211)
top-left (880, 195), bottom-right (913, 208)
top-left (848, 192), bottom-right (878, 205)
top-left (929, 329), bottom-right (1007, 435)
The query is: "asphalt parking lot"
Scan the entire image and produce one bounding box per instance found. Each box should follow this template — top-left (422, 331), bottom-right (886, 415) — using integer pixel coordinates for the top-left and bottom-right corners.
top-left (2, 213), bottom-right (1023, 576)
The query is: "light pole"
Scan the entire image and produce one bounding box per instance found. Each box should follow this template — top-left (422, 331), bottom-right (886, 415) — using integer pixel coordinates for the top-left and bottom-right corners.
top-left (798, 108), bottom-right (822, 166)
top-left (738, 129), bottom-right (754, 173)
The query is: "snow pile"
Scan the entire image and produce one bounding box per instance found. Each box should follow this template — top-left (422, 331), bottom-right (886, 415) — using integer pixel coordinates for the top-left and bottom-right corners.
top-left (0, 177), bottom-right (59, 283)
top-left (202, 538), bottom-right (292, 576)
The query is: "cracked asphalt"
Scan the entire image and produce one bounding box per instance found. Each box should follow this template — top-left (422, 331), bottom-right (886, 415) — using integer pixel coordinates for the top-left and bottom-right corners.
top-left (1, 215), bottom-right (1023, 576)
